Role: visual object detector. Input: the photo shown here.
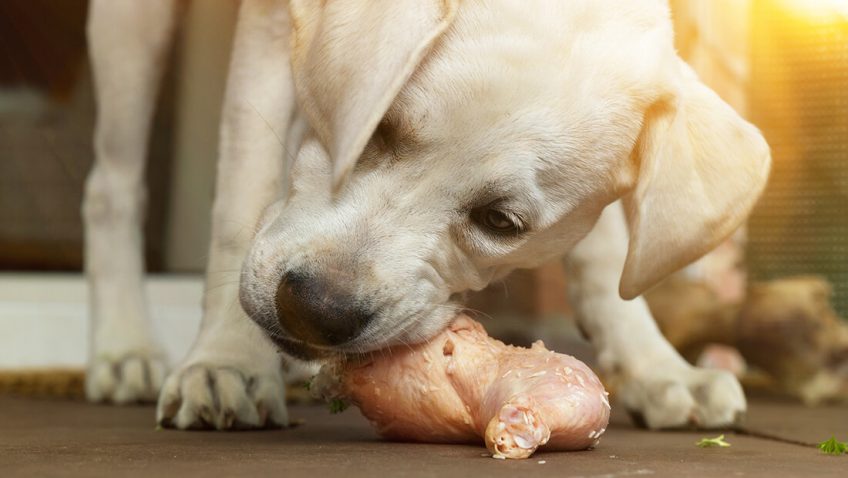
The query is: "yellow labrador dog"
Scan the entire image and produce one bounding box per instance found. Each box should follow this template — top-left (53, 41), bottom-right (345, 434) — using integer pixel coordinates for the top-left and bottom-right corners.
top-left (84, 0), bottom-right (770, 431)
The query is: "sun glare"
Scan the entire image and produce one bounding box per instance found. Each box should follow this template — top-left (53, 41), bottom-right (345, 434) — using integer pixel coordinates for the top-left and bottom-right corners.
top-left (778, 0), bottom-right (848, 22)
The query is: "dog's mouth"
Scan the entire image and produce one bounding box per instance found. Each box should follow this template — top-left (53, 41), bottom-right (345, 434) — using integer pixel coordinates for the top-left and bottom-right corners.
top-left (264, 306), bottom-right (463, 362)
top-left (268, 329), bottom-right (411, 362)
top-left (267, 334), bottom-right (338, 362)
top-left (263, 324), bottom-right (398, 362)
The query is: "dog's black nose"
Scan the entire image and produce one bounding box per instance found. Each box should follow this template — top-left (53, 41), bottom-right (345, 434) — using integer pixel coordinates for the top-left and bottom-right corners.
top-left (275, 271), bottom-right (373, 346)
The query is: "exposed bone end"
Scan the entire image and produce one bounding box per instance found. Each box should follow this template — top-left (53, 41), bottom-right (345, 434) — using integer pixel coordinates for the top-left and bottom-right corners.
top-left (485, 401), bottom-right (551, 459)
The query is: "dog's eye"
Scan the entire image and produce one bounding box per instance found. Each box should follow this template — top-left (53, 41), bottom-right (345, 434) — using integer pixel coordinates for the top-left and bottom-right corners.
top-left (472, 207), bottom-right (523, 235)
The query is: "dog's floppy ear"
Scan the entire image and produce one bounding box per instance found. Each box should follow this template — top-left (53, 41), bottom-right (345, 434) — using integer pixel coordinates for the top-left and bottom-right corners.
top-left (288, 0), bottom-right (458, 190)
top-left (619, 62), bottom-right (771, 300)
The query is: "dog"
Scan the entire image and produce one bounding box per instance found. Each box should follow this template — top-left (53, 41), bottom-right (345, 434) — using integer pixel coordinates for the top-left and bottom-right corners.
top-left (83, 0), bottom-right (770, 431)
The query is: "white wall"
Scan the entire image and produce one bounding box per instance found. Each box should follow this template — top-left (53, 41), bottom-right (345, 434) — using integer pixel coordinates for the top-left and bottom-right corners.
top-left (0, 274), bottom-right (202, 369)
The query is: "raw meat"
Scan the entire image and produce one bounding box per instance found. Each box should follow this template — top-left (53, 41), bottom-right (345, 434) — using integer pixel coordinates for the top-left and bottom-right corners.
top-left (310, 315), bottom-right (611, 459)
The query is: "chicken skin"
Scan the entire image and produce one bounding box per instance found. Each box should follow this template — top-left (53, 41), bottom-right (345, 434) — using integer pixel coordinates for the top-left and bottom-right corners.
top-left (311, 315), bottom-right (611, 459)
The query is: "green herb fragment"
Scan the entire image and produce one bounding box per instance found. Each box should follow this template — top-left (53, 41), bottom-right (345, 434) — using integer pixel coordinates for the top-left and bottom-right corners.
top-left (818, 437), bottom-right (847, 456)
top-left (696, 434), bottom-right (731, 448)
top-left (328, 398), bottom-right (349, 414)
top-left (304, 376), bottom-right (314, 391)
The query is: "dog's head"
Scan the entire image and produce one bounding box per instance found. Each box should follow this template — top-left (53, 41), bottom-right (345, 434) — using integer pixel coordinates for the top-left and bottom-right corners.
top-left (239, 0), bottom-right (770, 360)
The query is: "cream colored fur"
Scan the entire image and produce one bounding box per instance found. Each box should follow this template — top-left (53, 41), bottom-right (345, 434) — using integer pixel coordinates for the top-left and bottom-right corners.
top-left (85, 0), bottom-right (769, 430)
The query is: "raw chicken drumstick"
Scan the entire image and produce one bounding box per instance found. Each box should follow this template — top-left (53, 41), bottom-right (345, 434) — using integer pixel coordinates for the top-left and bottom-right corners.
top-left (311, 314), bottom-right (611, 459)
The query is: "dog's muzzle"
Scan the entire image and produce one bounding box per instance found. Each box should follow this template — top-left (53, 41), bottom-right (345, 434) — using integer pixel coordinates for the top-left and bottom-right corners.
top-left (274, 271), bottom-right (374, 347)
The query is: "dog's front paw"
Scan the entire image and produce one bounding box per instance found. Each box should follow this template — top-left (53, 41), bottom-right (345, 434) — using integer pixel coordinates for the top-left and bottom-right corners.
top-left (86, 352), bottom-right (166, 404)
top-left (156, 361), bottom-right (288, 430)
top-left (617, 365), bottom-right (746, 430)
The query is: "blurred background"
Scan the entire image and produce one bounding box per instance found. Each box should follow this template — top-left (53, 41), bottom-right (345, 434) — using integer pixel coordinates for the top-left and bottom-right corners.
top-left (0, 0), bottom-right (846, 404)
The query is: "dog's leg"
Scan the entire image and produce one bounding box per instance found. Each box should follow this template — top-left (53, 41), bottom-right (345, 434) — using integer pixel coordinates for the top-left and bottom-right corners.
top-left (566, 202), bottom-right (746, 429)
top-left (156, 0), bottom-right (297, 430)
top-left (83, 0), bottom-right (179, 403)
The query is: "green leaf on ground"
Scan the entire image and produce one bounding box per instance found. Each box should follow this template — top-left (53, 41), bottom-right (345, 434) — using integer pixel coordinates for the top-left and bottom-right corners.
top-left (328, 398), bottom-right (349, 414)
top-left (818, 437), bottom-right (847, 456)
top-left (696, 434), bottom-right (731, 448)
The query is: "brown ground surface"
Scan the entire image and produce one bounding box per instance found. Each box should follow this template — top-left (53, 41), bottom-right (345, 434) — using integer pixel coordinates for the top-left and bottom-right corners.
top-left (0, 394), bottom-right (845, 477)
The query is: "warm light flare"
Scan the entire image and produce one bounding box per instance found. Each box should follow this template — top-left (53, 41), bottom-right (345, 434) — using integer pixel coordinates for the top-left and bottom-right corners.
top-left (778, 0), bottom-right (848, 22)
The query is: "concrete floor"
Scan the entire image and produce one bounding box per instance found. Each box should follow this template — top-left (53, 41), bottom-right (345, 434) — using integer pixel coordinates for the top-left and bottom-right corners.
top-left (1, 395), bottom-right (846, 477)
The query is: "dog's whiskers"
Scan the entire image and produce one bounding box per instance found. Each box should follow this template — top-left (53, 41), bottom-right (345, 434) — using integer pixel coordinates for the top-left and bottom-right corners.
top-left (244, 98), bottom-right (299, 166)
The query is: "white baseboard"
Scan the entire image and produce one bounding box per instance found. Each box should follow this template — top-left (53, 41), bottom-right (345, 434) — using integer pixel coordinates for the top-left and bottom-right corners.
top-left (0, 273), bottom-right (203, 369)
